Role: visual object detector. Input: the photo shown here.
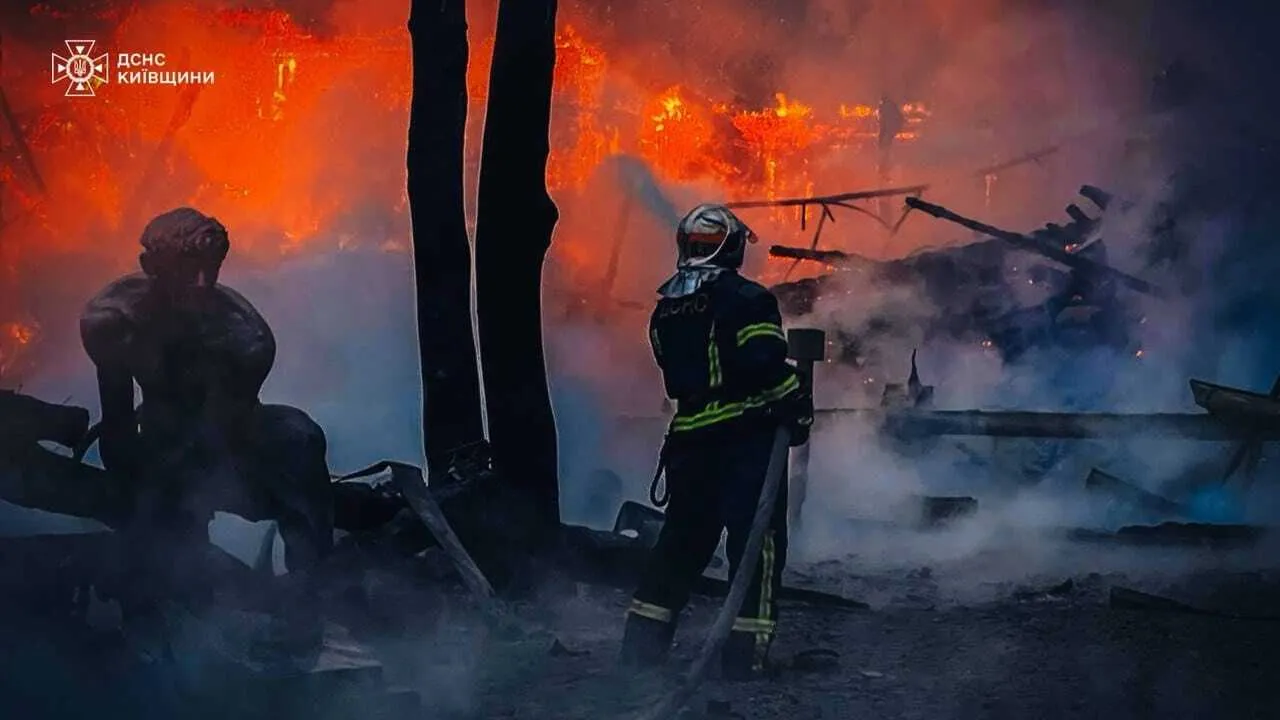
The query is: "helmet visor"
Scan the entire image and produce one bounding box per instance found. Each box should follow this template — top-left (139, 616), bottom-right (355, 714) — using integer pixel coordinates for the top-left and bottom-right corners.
top-left (685, 231), bottom-right (727, 261)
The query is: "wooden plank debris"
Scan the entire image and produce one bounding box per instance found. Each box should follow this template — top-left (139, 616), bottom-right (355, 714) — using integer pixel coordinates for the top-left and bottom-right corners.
top-left (1191, 379), bottom-right (1280, 419)
top-left (1085, 468), bottom-right (1189, 518)
top-left (815, 409), bottom-right (1280, 441)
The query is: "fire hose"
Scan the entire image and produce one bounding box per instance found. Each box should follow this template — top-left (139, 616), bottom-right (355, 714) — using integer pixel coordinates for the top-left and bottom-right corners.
top-left (634, 328), bottom-right (824, 720)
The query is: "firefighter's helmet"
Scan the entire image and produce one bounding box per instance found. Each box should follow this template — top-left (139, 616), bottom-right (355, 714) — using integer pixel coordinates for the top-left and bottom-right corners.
top-left (675, 204), bottom-right (756, 271)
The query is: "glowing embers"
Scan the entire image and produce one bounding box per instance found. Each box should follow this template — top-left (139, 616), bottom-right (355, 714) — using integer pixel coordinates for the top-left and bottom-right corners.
top-left (731, 93), bottom-right (818, 154)
top-left (637, 86), bottom-right (738, 184)
top-left (0, 321), bottom-right (39, 379)
top-left (554, 24), bottom-right (607, 100)
top-left (730, 93), bottom-right (819, 201)
top-left (266, 54), bottom-right (298, 122)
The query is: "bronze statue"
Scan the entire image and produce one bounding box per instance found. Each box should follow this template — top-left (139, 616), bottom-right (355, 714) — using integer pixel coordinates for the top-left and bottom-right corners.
top-left (79, 208), bottom-right (334, 602)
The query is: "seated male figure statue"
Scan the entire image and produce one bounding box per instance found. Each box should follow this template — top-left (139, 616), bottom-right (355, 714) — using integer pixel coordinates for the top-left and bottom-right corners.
top-left (80, 207), bottom-right (333, 644)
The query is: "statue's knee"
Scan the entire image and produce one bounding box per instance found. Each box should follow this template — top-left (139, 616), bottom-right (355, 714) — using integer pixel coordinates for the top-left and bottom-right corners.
top-left (256, 404), bottom-right (326, 453)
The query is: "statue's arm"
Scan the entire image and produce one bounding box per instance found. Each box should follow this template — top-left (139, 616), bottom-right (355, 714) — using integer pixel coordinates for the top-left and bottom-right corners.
top-left (80, 306), bottom-right (138, 475)
top-left (242, 311), bottom-right (276, 398)
top-left (208, 287), bottom-right (277, 421)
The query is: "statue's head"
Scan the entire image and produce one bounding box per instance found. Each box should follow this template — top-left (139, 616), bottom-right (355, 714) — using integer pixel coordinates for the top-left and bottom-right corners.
top-left (138, 207), bottom-right (229, 300)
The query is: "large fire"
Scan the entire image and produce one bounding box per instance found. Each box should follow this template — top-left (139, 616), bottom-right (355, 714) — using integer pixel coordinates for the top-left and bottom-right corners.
top-left (0, 1), bottom-right (939, 380)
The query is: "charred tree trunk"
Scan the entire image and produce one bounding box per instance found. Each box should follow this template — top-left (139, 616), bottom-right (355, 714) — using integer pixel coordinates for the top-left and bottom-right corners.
top-left (406, 0), bottom-right (485, 477)
top-left (474, 0), bottom-right (561, 540)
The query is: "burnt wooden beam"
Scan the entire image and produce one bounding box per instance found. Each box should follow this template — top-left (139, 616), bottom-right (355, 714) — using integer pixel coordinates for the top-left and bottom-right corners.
top-left (768, 244), bottom-right (877, 269)
top-left (473, 0), bottom-right (562, 538)
top-left (904, 196), bottom-right (1165, 298)
top-left (1077, 523), bottom-right (1266, 550)
top-left (813, 409), bottom-right (1280, 440)
top-left (0, 390), bottom-right (89, 448)
top-left (0, 451), bottom-right (126, 528)
top-left (385, 461), bottom-right (496, 602)
top-left (1190, 378), bottom-right (1280, 418)
top-left (406, 0), bottom-right (486, 477)
top-left (1084, 468), bottom-right (1189, 518)
top-left (723, 146), bottom-right (1060, 212)
top-left (1193, 377), bottom-right (1280, 485)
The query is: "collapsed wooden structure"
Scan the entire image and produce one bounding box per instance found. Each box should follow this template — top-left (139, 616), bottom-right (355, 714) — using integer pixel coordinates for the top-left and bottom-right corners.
top-left (776, 374), bottom-right (1280, 555)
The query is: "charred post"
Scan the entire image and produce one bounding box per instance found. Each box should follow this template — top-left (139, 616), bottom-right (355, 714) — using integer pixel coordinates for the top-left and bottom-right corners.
top-left (786, 328), bottom-right (825, 540)
top-left (407, 0), bottom-right (486, 477)
top-left (876, 94), bottom-right (903, 222)
top-left (474, 0), bottom-right (562, 537)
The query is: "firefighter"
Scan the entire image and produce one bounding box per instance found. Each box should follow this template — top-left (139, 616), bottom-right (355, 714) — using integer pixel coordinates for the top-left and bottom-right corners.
top-left (619, 203), bottom-right (813, 679)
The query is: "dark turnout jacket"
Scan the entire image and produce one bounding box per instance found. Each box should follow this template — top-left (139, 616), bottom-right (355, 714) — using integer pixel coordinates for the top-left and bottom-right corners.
top-left (648, 272), bottom-right (800, 434)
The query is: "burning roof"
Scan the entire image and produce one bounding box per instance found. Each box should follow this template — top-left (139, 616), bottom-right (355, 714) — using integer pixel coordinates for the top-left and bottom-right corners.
top-left (0, 0), bottom-right (1134, 384)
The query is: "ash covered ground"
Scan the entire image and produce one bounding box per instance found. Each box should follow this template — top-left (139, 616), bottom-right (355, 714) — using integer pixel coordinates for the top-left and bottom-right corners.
top-left (297, 534), bottom-right (1280, 719)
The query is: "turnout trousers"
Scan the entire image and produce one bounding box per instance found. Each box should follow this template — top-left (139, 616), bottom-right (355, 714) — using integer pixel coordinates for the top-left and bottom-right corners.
top-left (622, 418), bottom-right (788, 678)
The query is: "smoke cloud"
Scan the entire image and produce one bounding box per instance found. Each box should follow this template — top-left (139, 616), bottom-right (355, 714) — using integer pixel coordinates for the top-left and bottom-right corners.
top-left (541, 0), bottom-right (1280, 595)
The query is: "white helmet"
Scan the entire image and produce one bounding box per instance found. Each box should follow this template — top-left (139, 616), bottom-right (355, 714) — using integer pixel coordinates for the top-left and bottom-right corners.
top-left (675, 204), bottom-right (756, 271)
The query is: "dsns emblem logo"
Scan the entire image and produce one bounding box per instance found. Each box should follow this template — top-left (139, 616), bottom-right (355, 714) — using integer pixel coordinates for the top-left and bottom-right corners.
top-left (51, 40), bottom-right (109, 97)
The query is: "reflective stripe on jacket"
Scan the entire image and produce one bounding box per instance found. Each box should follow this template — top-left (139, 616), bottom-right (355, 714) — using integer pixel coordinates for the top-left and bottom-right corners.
top-left (649, 272), bottom-right (799, 433)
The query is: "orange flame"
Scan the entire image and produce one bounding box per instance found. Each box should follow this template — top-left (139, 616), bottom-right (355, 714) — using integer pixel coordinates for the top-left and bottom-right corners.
top-left (6, 322), bottom-right (34, 346)
top-left (636, 86), bottom-right (737, 184)
top-left (1, 4), bottom-right (933, 356)
top-left (0, 321), bottom-right (39, 380)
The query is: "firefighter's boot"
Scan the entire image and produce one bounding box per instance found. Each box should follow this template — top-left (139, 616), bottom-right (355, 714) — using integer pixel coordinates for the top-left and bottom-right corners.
top-left (721, 627), bottom-right (773, 681)
top-left (619, 612), bottom-right (676, 668)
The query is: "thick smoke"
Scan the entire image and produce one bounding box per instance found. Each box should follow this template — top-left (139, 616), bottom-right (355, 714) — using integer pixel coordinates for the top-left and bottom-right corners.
top-left (544, 0), bottom-right (1280, 593)
top-left (795, 3), bottom-right (1280, 590)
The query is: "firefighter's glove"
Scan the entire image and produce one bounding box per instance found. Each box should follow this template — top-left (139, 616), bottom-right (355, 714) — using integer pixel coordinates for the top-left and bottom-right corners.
top-left (783, 390), bottom-right (814, 447)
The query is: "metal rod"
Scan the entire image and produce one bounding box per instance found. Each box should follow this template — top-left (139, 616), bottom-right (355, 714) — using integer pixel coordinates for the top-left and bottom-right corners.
top-left (726, 183), bottom-right (930, 209)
